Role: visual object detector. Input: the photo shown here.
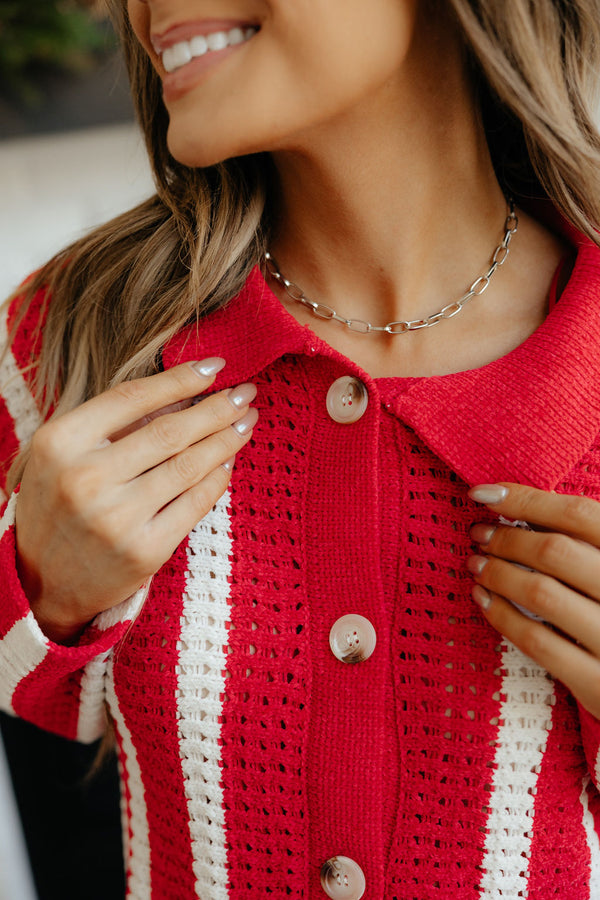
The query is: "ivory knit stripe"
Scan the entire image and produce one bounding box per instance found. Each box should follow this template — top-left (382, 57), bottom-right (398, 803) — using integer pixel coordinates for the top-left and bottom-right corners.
top-left (105, 657), bottom-right (152, 900)
top-left (580, 775), bottom-right (600, 894)
top-left (94, 583), bottom-right (150, 633)
top-left (0, 305), bottom-right (41, 447)
top-left (177, 491), bottom-right (233, 900)
top-left (478, 642), bottom-right (555, 897)
top-left (76, 649), bottom-right (113, 742)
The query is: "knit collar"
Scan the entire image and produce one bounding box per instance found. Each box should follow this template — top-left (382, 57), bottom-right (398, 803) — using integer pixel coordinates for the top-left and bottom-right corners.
top-left (162, 220), bottom-right (600, 491)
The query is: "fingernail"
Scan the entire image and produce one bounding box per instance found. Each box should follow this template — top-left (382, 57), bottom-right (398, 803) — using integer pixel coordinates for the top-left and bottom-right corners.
top-left (470, 523), bottom-right (497, 545)
top-left (467, 554), bottom-right (488, 575)
top-left (472, 584), bottom-right (492, 611)
top-left (468, 484), bottom-right (509, 505)
top-left (221, 456), bottom-right (236, 473)
top-left (191, 357), bottom-right (226, 377)
top-left (232, 407), bottom-right (259, 435)
top-left (228, 383), bottom-right (257, 410)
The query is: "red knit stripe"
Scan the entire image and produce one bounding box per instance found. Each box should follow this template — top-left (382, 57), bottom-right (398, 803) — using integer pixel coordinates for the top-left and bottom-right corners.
top-left (0, 398), bottom-right (19, 491)
top-left (7, 287), bottom-right (47, 388)
top-left (11, 654), bottom-right (83, 740)
top-left (220, 361), bottom-right (311, 896)
top-left (527, 684), bottom-right (591, 899)
top-left (387, 437), bottom-right (499, 896)
top-left (112, 538), bottom-right (197, 899)
top-left (0, 524), bottom-right (29, 633)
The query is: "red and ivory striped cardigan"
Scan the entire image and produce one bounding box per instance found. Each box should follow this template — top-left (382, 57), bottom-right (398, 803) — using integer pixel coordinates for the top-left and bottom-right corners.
top-left (3, 221), bottom-right (600, 900)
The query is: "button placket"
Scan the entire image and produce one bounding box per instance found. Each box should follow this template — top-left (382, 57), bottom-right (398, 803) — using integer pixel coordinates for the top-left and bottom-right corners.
top-left (304, 362), bottom-right (387, 896)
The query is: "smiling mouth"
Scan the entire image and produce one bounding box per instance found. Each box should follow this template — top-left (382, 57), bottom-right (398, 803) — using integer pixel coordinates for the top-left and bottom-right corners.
top-left (158, 27), bottom-right (259, 74)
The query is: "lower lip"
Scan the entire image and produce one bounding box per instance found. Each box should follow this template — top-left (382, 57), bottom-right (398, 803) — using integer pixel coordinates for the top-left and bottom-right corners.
top-left (161, 40), bottom-right (252, 102)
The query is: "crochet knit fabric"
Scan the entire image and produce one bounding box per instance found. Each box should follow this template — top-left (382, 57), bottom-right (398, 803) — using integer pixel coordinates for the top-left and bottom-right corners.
top-left (2, 218), bottom-right (600, 898)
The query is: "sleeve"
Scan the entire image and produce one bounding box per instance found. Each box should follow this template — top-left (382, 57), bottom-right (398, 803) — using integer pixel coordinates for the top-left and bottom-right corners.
top-left (0, 289), bottom-right (147, 743)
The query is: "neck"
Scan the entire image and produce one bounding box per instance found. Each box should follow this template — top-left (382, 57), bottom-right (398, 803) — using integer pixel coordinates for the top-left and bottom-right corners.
top-left (267, 28), bottom-right (508, 327)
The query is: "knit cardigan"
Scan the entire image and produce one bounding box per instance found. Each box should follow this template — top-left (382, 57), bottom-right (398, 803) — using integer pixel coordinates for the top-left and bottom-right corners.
top-left (3, 221), bottom-right (600, 900)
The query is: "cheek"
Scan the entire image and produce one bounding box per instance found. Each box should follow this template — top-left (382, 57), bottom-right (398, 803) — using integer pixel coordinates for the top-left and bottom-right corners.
top-left (271, 0), bottom-right (417, 104)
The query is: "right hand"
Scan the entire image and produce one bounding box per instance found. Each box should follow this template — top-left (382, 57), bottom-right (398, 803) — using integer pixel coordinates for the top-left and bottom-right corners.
top-left (15, 359), bottom-right (258, 643)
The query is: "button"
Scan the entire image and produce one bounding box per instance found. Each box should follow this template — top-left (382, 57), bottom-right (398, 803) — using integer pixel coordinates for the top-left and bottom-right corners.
top-left (326, 376), bottom-right (368, 424)
top-left (320, 856), bottom-right (366, 899)
top-left (329, 614), bottom-right (376, 664)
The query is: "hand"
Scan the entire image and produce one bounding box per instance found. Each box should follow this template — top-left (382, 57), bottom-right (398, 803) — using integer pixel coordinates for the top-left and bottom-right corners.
top-left (15, 359), bottom-right (258, 643)
top-left (467, 483), bottom-right (600, 718)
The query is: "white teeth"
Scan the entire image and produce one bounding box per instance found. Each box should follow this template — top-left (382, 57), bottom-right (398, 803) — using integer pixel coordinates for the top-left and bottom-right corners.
top-left (206, 30), bottom-right (228, 52)
top-left (228, 27), bottom-right (245, 45)
top-left (161, 26), bottom-right (257, 74)
top-left (189, 35), bottom-right (208, 57)
top-left (162, 41), bottom-right (192, 73)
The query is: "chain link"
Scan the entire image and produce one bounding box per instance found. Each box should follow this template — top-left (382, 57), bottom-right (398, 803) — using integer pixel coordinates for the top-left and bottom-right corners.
top-left (264, 200), bottom-right (517, 336)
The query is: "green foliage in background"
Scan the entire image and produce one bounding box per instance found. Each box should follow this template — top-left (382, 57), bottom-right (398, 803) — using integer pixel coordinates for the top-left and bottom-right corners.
top-left (0, 1), bottom-right (116, 104)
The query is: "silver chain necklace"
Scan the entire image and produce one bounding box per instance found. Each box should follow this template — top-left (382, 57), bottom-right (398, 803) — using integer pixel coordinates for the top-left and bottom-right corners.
top-left (264, 200), bottom-right (518, 335)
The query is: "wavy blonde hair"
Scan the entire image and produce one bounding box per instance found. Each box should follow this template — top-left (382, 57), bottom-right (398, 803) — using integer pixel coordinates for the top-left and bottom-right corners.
top-left (4, 0), bottom-right (600, 490)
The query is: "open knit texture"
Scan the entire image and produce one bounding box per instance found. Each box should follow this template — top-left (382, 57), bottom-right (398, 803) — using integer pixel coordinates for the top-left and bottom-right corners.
top-left (3, 215), bottom-right (600, 898)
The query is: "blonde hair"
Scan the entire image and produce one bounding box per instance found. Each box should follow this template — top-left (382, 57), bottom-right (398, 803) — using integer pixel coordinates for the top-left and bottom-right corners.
top-left (4, 0), bottom-right (600, 490)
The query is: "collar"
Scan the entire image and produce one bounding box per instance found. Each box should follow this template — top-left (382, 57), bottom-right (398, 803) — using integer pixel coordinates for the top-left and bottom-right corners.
top-left (395, 221), bottom-right (600, 489)
top-left (162, 266), bottom-right (314, 385)
top-left (163, 221), bottom-right (600, 491)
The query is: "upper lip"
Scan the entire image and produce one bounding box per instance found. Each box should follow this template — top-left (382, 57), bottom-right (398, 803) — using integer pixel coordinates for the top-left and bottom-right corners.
top-left (151, 19), bottom-right (258, 53)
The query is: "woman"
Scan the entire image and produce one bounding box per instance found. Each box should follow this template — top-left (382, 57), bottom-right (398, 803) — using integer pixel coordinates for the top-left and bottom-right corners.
top-left (2, 0), bottom-right (600, 897)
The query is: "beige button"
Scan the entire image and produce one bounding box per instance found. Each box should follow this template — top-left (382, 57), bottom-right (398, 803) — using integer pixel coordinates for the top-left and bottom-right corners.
top-left (329, 614), bottom-right (377, 664)
top-left (326, 376), bottom-right (368, 424)
top-left (320, 856), bottom-right (366, 900)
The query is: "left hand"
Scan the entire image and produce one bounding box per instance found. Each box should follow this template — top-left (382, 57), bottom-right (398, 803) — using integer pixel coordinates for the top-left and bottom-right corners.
top-left (467, 482), bottom-right (600, 718)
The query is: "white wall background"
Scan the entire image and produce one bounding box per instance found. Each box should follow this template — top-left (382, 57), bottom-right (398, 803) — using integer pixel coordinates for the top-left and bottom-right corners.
top-left (0, 123), bottom-right (154, 300)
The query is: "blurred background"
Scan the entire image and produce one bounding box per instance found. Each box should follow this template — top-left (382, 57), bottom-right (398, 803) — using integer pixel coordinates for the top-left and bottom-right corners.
top-left (0, 0), bottom-right (153, 299)
top-left (0, 3), bottom-right (153, 898)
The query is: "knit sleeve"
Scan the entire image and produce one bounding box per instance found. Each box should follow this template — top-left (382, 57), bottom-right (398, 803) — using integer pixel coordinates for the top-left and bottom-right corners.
top-left (0, 288), bottom-right (146, 742)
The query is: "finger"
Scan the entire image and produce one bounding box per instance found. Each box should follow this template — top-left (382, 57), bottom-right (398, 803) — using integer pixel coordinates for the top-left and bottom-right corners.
top-left (98, 384), bottom-right (257, 481)
top-left (132, 408), bottom-right (257, 518)
top-left (145, 462), bottom-right (234, 555)
top-left (468, 553), bottom-right (600, 655)
top-left (470, 522), bottom-right (600, 602)
top-left (54, 359), bottom-right (227, 447)
top-left (472, 587), bottom-right (600, 718)
top-left (469, 482), bottom-right (600, 547)
top-left (108, 397), bottom-right (196, 442)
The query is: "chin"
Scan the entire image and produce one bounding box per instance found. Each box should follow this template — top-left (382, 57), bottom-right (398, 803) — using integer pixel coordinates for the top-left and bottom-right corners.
top-left (166, 130), bottom-right (226, 169)
top-left (166, 115), bottom-right (264, 170)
